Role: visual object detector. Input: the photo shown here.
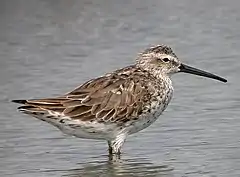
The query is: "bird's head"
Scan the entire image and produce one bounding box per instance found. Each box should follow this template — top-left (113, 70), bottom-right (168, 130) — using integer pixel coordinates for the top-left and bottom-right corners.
top-left (136, 45), bottom-right (227, 83)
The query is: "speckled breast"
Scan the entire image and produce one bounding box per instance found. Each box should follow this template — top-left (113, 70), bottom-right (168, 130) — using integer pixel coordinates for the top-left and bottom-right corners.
top-left (126, 79), bottom-right (174, 135)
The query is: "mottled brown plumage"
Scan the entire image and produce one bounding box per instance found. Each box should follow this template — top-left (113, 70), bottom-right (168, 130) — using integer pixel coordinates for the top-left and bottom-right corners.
top-left (17, 65), bottom-right (169, 124)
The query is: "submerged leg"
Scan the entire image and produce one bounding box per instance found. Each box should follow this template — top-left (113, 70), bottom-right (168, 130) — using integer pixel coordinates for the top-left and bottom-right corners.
top-left (107, 133), bottom-right (127, 156)
top-left (108, 141), bottom-right (113, 155)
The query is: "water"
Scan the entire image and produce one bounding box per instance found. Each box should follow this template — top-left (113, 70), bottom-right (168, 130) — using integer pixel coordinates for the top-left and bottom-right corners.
top-left (0, 0), bottom-right (239, 176)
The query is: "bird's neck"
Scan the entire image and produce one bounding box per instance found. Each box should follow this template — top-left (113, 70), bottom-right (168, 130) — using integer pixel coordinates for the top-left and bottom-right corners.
top-left (137, 65), bottom-right (172, 85)
top-left (152, 69), bottom-right (172, 86)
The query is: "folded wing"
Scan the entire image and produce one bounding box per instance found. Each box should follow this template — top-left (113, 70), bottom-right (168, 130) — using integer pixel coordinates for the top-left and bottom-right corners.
top-left (13, 73), bottom-right (148, 124)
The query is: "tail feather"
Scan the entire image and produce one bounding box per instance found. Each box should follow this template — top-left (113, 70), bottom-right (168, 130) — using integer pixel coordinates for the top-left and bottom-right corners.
top-left (13, 99), bottom-right (65, 113)
top-left (18, 105), bottom-right (38, 110)
top-left (12, 100), bottom-right (27, 104)
top-left (12, 99), bottom-right (43, 112)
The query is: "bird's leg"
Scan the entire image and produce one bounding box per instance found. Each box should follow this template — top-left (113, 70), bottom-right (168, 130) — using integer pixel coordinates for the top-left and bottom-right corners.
top-left (108, 141), bottom-right (113, 155)
top-left (107, 133), bottom-right (127, 158)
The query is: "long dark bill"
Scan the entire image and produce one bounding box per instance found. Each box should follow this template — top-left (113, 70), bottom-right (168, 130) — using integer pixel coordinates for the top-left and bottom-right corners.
top-left (179, 64), bottom-right (227, 83)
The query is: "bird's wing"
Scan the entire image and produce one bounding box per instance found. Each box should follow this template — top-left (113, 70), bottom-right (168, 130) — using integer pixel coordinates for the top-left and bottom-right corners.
top-left (14, 72), bottom-right (149, 123)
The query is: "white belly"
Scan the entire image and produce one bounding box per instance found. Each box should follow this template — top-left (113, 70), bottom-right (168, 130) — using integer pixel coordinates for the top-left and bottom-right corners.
top-left (30, 112), bottom-right (119, 140)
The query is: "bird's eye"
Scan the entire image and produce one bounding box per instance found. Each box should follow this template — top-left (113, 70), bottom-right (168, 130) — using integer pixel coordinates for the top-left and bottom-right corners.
top-left (162, 58), bottom-right (170, 62)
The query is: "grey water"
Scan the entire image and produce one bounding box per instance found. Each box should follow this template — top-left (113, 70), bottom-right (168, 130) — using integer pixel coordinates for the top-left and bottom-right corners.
top-left (0, 0), bottom-right (239, 176)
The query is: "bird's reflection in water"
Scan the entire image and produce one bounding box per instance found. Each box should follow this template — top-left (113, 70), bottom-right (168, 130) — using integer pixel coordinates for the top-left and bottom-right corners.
top-left (63, 155), bottom-right (174, 177)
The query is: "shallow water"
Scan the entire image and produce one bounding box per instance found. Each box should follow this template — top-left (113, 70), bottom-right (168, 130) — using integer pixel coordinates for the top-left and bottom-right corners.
top-left (0, 0), bottom-right (240, 176)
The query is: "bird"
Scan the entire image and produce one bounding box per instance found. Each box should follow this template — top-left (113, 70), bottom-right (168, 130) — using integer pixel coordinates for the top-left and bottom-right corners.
top-left (12, 45), bottom-right (227, 156)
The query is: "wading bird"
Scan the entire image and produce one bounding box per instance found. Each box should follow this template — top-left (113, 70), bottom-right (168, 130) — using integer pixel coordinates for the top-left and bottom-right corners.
top-left (13, 45), bottom-right (227, 156)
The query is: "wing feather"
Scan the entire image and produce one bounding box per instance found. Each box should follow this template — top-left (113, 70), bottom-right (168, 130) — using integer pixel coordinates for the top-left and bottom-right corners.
top-left (15, 67), bottom-right (152, 124)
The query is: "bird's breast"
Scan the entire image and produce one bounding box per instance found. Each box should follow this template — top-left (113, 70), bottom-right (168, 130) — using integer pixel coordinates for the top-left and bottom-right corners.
top-left (126, 81), bottom-right (173, 135)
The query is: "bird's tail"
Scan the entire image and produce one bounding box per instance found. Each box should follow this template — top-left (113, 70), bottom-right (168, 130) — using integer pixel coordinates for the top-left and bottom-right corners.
top-left (12, 99), bottom-right (27, 104)
top-left (12, 99), bottom-right (46, 114)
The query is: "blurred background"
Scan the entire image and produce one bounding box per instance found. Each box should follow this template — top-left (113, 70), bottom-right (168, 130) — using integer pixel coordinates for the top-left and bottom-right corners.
top-left (0, 0), bottom-right (239, 176)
